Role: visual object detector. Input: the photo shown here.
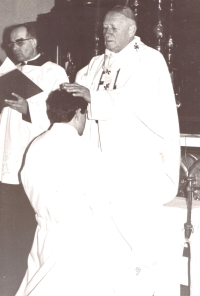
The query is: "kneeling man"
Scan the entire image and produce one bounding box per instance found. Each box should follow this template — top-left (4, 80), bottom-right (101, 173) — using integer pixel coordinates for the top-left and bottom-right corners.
top-left (16, 89), bottom-right (159, 296)
top-left (16, 90), bottom-right (105, 296)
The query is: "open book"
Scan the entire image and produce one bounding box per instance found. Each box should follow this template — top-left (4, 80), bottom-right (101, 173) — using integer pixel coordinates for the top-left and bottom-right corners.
top-left (0, 58), bottom-right (43, 109)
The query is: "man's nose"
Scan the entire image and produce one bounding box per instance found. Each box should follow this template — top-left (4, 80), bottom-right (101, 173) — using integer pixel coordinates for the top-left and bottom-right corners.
top-left (104, 28), bottom-right (112, 36)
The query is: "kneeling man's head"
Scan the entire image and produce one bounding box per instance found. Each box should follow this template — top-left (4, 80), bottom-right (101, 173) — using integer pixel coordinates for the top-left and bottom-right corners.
top-left (47, 89), bottom-right (88, 136)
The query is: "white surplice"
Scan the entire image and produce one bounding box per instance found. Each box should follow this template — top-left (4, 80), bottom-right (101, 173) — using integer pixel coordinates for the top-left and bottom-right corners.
top-left (0, 58), bottom-right (68, 184)
top-left (76, 37), bottom-right (180, 294)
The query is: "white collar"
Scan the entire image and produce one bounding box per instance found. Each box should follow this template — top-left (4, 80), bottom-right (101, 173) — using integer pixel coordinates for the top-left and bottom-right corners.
top-left (22, 53), bottom-right (41, 65)
top-left (105, 36), bottom-right (142, 58)
top-left (27, 53), bottom-right (41, 62)
top-left (103, 37), bottom-right (143, 72)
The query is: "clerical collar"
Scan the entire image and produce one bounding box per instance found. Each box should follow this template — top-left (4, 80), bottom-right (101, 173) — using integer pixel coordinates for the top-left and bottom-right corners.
top-left (26, 53), bottom-right (41, 64)
top-left (20, 54), bottom-right (41, 65)
top-left (19, 54), bottom-right (49, 66)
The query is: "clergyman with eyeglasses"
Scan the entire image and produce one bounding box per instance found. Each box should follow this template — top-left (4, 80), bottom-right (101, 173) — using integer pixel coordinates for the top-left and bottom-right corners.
top-left (0, 23), bottom-right (68, 291)
top-left (0, 23), bottom-right (68, 185)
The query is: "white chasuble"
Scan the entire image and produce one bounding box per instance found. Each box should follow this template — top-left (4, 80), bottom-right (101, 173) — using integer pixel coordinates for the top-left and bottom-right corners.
top-left (76, 36), bottom-right (180, 295)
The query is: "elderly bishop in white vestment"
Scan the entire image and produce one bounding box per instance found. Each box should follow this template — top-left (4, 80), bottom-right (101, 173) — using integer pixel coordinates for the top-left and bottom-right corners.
top-left (75, 35), bottom-right (180, 295)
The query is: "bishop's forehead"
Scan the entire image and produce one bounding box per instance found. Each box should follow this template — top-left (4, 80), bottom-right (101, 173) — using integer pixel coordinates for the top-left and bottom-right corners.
top-left (104, 11), bottom-right (129, 25)
top-left (108, 5), bottom-right (136, 21)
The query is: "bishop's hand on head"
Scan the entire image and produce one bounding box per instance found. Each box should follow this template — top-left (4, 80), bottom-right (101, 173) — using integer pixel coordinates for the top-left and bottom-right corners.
top-left (60, 82), bottom-right (91, 103)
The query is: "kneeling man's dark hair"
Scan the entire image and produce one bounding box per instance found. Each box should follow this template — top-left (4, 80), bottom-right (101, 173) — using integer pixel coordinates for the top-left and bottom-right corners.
top-left (47, 89), bottom-right (88, 123)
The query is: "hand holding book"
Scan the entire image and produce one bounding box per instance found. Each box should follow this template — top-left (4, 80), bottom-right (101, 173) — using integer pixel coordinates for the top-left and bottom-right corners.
top-left (0, 58), bottom-right (43, 111)
top-left (5, 92), bottom-right (28, 114)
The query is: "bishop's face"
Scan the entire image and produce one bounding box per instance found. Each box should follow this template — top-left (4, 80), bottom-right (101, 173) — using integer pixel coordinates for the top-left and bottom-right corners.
top-left (9, 26), bottom-right (37, 62)
top-left (103, 11), bottom-right (134, 53)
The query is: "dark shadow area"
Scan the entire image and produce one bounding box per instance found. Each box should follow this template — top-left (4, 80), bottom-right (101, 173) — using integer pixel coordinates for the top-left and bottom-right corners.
top-left (0, 183), bottom-right (36, 296)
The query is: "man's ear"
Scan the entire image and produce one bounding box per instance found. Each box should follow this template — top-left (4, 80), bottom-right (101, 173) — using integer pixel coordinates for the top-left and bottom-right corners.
top-left (31, 38), bottom-right (37, 49)
top-left (129, 24), bottom-right (137, 37)
top-left (75, 108), bottom-right (81, 121)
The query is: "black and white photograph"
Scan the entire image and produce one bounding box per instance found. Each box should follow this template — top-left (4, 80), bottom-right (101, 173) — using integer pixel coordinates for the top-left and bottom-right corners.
top-left (0, 1), bottom-right (200, 296)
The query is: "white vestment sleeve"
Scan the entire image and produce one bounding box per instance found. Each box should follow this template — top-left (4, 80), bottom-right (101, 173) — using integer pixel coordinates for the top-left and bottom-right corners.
top-left (28, 63), bottom-right (69, 136)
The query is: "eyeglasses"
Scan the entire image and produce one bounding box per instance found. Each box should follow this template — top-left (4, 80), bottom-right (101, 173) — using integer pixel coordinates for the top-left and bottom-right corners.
top-left (7, 38), bottom-right (33, 49)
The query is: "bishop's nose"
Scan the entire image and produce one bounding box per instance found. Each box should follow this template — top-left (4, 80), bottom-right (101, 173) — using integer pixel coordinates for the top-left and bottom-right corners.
top-left (104, 26), bottom-right (113, 36)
